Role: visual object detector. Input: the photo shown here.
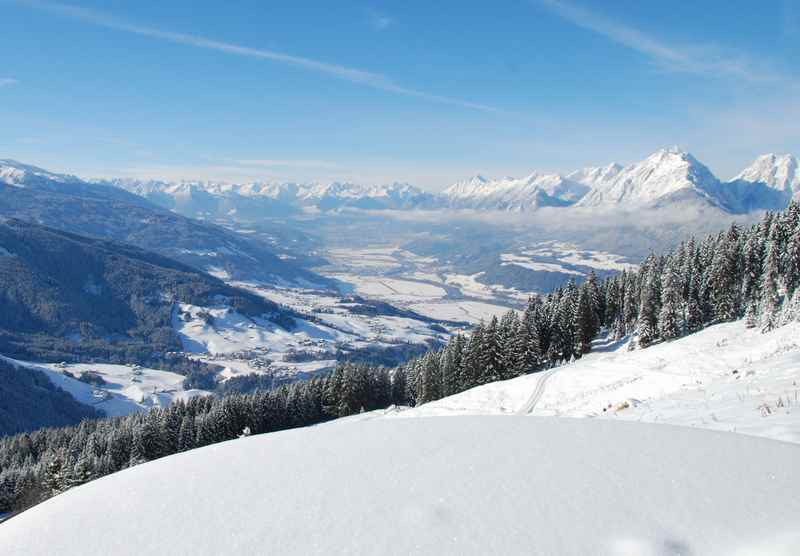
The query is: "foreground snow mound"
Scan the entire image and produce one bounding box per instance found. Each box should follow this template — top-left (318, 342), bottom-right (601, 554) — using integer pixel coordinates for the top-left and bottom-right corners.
top-left (2, 418), bottom-right (799, 555)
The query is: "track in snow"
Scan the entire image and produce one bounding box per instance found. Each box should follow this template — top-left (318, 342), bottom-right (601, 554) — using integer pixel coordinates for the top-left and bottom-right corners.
top-left (516, 368), bottom-right (557, 415)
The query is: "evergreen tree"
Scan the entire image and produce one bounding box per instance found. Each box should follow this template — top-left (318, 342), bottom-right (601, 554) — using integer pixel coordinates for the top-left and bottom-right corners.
top-left (177, 415), bottom-right (196, 452)
top-left (785, 207), bottom-right (800, 298)
top-left (440, 335), bottom-right (463, 396)
top-left (390, 367), bottom-right (408, 406)
top-left (43, 451), bottom-right (67, 497)
top-left (459, 324), bottom-right (484, 390)
top-left (710, 225), bottom-right (742, 321)
top-left (658, 257), bottom-right (683, 340)
top-left (497, 311), bottom-right (522, 377)
top-left (478, 317), bottom-right (502, 384)
top-left (637, 265), bottom-right (660, 348)
top-left (574, 285), bottom-right (596, 355)
top-left (761, 223), bottom-right (783, 331)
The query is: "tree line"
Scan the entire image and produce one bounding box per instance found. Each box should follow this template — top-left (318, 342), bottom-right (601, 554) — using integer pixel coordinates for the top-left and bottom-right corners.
top-left (1, 202), bottom-right (798, 516)
top-left (404, 202), bottom-right (800, 404)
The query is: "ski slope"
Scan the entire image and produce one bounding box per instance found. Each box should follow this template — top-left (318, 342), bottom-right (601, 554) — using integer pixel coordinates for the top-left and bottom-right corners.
top-left (394, 320), bottom-right (800, 443)
top-left (2, 417), bottom-right (799, 555)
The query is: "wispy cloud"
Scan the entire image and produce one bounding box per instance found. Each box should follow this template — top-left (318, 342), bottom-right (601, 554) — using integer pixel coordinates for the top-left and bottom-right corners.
top-left (0, 78), bottom-right (19, 88)
top-left (232, 159), bottom-right (340, 169)
top-left (783, 0), bottom-right (800, 37)
top-left (367, 9), bottom-right (393, 31)
top-left (538, 0), bottom-right (785, 84)
top-left (17, 0), bottom-right (496, 112)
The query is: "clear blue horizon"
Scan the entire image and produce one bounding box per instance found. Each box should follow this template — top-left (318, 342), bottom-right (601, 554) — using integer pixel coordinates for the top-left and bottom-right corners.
top-left (2, 0), bottom-right (799, 190)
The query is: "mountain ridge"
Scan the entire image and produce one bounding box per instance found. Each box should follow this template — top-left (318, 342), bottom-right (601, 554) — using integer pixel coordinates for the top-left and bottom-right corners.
top-left (0, 160), bottom-right (331, 286)
top-left (0, 218), bottom-right (292, 366)
top-left (76, 148), bottom-right (800, 215)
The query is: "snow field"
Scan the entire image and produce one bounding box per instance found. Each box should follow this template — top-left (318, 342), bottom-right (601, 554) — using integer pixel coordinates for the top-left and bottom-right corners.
top-left (2, 417), bottom-right (798, 555)
top-left (394, 320), bottom-right (800, 443)
top-left (173, 285), bottom-right (452, 379)
top-left (1, 356), bottom-right (211, 418)
top-left (407, 300), bottom-right (516, 325)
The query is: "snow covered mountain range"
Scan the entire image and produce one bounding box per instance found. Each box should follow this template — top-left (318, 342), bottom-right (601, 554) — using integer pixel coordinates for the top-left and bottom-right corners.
top-left (107, 177), bottom-right (439, 215)
top-left (0, 159), bottom-right (330, 286)
top-left (96, 148), bottom-right (799, 216)
top-left (448, 147), bottom-right (798, 212)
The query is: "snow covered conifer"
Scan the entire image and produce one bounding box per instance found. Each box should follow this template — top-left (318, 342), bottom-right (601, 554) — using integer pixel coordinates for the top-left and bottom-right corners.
top-left (177, 415), bottom-right (196, 452)
top-left (478, 316), bottom-right (502, 384)
top-left (659, 257), bottom-right (683, 340)
top-left (760, 223), bottom-right (783, 331)
top-left (636, 264), bottom-right (660, 348)
top-left (785, 209), bottom-right (800, 298)
top-left (390, 366), bottom-right (408, 405)
top-left (574, 285), bottom-right (596, 356)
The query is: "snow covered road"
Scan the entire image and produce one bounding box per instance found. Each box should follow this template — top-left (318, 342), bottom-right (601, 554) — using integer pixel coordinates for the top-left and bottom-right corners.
top-left (515, 368), bottom-right (557, 415)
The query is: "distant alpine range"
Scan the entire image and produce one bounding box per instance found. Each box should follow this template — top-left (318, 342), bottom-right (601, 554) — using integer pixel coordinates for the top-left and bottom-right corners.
top-left (54, 147), bottom-right (800, 216)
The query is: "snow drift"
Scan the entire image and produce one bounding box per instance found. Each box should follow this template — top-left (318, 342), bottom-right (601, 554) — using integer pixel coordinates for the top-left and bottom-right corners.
top-left (1, 417), bottom-right (799, 555)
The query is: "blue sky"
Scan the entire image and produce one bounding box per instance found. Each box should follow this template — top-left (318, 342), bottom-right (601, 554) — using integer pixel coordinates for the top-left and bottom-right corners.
top-left (2, 0), bottom-right (799, 190)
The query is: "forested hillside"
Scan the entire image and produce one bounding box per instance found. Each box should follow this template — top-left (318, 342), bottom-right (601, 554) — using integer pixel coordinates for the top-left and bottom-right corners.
top-left (0, 160), bottom-right (329, 285)
top-left (1, 203), bottom-right (798, 517)
top-left (0, 219), bottom-right (293, 367)
top-left (0, 359), bottom-right (101, 437)
top-left (401, 201), bottom-right (800, 404)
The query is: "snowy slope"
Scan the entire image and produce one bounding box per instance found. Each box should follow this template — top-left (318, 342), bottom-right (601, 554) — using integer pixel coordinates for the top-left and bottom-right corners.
top-left (566, 162), bottom-right (623, 189)
top-left (2, 417), bottom-right (799, 555)
top-left (442, 173), bottom-right (589, 210)
top-left (0, 356), bottom-right (212, 418)
top-left (395, 320), bottom-right (800, 443)
top-left (0, 159), bottom-right (83, 188)
top-left (174, 282), bottom-right (453, 380)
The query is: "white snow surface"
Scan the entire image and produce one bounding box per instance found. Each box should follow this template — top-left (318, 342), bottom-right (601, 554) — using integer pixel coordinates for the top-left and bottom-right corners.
top-left (442, 172), bottom-right (589, 210)
top-left (396, 320), bottom-right (800, 443)
top-left (0, 355), bottom-right (211, 417)
top-left (0, 356), bottom-right (212, 417)
top-left (176, 283), bottom-right (453, 379)
top-left (2, 417), bottom-right (799, 555)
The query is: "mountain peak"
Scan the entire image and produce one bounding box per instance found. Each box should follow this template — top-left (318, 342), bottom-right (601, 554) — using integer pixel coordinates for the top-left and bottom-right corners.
top-left (734, 153), bottom-right (799, 194)
top-left (575, 147), bottom-right (718, 209)
top-left (660, 145), bottom-right (686, 155)
top-left (647, 146), bottom-right (695, 164)
top-left (0, 159), bottom-right (83, 188)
